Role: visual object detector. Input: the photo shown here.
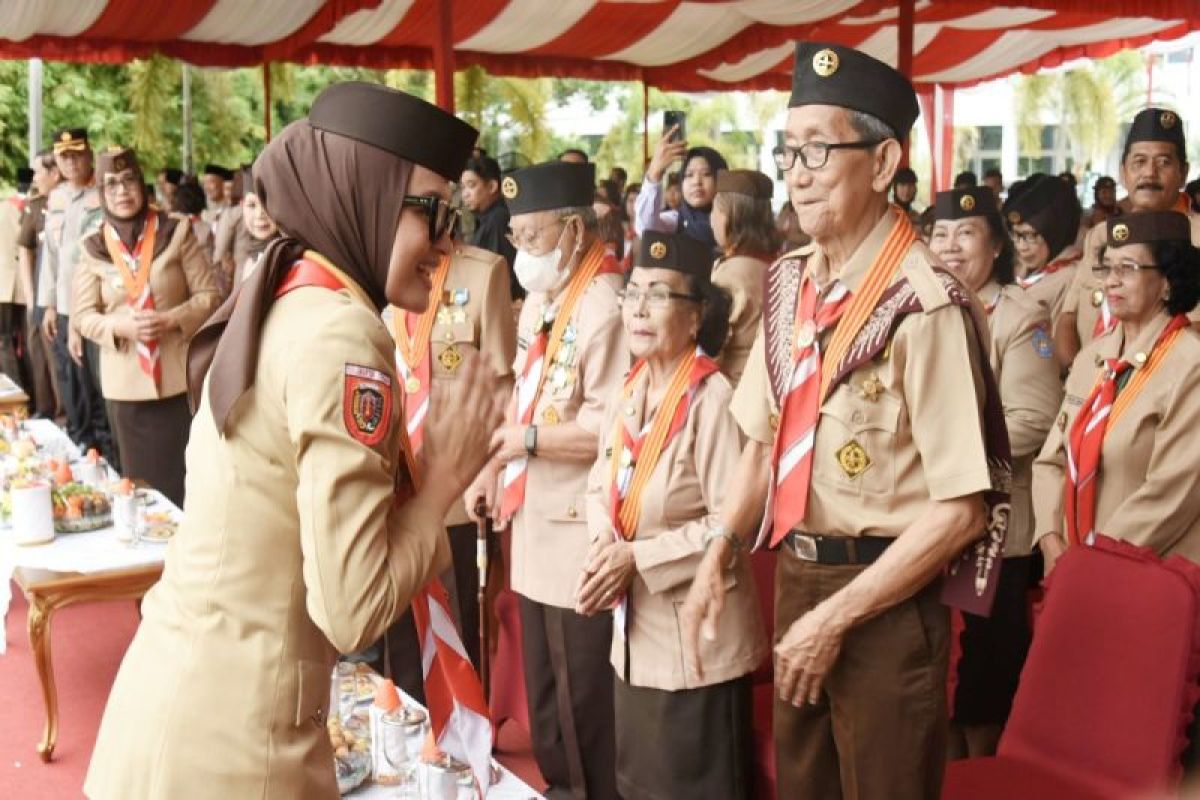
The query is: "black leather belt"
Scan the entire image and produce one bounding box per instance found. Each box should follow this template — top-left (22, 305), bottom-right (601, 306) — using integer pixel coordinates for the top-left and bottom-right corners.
top-left (784, 533), bottom-right (894, 566)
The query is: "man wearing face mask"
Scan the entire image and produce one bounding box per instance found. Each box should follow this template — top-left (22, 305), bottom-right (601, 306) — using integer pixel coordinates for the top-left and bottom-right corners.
top-left (466, 160), bottom-right (627, 800)
top-left (1055, 107), bottom-right (1200, 366)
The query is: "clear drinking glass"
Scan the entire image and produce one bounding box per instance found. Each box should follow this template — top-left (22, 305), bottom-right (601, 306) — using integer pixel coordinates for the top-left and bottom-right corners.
top-left (380, 714), bottom-right (421, 799)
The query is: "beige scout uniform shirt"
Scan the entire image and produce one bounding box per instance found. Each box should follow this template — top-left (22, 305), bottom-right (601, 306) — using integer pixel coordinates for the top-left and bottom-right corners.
top-left (510, 270), bottom-right (628, 608)
top-left (74, 221), bottom-right (221, 401)
top-left (731, 213), bottom-right (994, 538)
top-left (982, 282), bottom-right (1062, 555)
top-left (712, 253), bottom-right (767, 385)
top-left (1020, 261), bottom-right (1076, 324)
top-left (1061, 214), bottom-right (1200, 347)
top-left (585, 372), bottom-right (767, 691)
top-left (384, 244), bottom-right (516, 527)
top-left (1032, 314), bottom-right (1200, 563)
top-left (0, 197), bottom-right (24, 304)
top-left (85, 279), bottom-right (450, 800)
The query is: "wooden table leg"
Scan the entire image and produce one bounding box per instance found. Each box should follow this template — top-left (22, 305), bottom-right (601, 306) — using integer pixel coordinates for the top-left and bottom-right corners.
top-left (26, 593), bottom-right (58, 762)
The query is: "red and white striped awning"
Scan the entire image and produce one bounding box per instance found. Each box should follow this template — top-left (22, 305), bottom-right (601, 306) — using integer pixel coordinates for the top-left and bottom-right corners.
top-left (1, 1), bottom-right (1198, 90)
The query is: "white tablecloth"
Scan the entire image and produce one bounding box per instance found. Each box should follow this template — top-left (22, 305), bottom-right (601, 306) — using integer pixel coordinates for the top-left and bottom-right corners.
top-left (0, 419), bottom-right (181, 652)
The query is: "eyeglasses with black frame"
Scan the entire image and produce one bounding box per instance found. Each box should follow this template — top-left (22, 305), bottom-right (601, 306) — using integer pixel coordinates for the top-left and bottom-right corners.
top-left (772, 140), bottom-right (884, 171)
top-left (1092, 260), bottom-right (1160, 279)
top-left (619, 285), bottom-right (702, 308)
top-left (402, 195), bottom-right (460, 242)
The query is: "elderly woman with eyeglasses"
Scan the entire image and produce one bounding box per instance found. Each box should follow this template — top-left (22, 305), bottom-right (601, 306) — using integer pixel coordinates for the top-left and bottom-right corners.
top-left (1033, 211), bottom-right (1200, 574)
top-left (1002, 174), bottom-right (1082, 324)
top-left (73, 147), bottom-right (220, 504)
top-left (577, 230), bottom-right (766, 800)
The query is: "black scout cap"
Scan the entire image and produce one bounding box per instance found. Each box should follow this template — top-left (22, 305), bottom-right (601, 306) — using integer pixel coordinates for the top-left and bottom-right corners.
top-left (16, 167), bottom-right (33, 188)
top-left (308, 82), bottom-right (478, 182)
top-left (203, 164), bottom-right (234, 181)
top-left (789, 42), bottom-right (919, 140)
top-left (161, 167), bottom-right (183, 185)
top-left (716, 169), bottom-right (773, 200)
top-left (1106, 210), bottom-right (1191, 248)
top-left (894, 167), bottom-right (918, 185)
top-left (1124, 107), bottom-right (1186, 162)
top-left (1003, 174), bottom-right (1080, 259)
top-left (502, 161), bottom-right (595, 216)
top-left (637, 231), bottom-right (712, 283)
top-left (97, 146), bottom-right (141, 180)
top-left (51, 128), bottom-right (89, 154)
top-left (934, 187), bottom-right (997, 222)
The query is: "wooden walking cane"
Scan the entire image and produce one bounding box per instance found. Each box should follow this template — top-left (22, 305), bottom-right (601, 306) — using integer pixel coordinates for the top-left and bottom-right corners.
top-left (475, 500), bottom-right (491, 699)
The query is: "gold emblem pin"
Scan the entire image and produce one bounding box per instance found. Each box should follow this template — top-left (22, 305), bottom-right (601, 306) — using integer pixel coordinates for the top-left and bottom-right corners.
top-left (649, 241), bottom-right (667, 259)
top-left (1007, 211), bottom-right (1021, 225)
top-left (501, 176), bottom-right (518, 199)
top-left (859, 373), bottom-right (884, 402)
top-left (812, 49), bottom-right (840, 78)
top-left (542, 406), bottom-right (560, 425)
top-left (1134, 351), bottom-right (1148, 365)
top-left (836, 439), bottom-right (872, 479)
top-left (1091, 288), bottom-right (1104, 308)
top-left (1112, 223), bottom-right (1130, 243)
top-left (959, 194), bottom-right (976, 212)
top-left (769, 412), bottom-right (780, 431)
top-left (438, 343), bottom-right (464, 372)
top-left (1161, 111), bottom-right (1177, 129)
top-left (404, 375), bottom-right (421, 394)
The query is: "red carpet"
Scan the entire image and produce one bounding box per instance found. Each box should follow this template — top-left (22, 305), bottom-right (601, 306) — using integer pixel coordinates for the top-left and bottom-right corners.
top-left (0, 585), bottom-right (544, 799)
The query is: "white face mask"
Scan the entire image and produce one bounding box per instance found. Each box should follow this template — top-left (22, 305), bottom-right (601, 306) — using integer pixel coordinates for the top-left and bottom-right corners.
top-left (513, 247), bottom-right (563, 293)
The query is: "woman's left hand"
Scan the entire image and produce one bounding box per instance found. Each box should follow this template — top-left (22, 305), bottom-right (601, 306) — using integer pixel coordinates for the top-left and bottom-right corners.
top-left (133, 310), bottom-right (175, 342)
top-left (575, 539), bottom-right (637, 616)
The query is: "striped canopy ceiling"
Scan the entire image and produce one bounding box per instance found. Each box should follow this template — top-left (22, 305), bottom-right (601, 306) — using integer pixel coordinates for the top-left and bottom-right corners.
top-left (1, 0), bottom-right (1197, 90)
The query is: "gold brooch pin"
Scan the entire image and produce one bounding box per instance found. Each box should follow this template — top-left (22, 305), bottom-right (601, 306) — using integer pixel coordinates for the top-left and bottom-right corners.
top-left (405, 375), bottom-right (421, 394)
top-left (1112, 223), bottom-right (1130, 243)
top-left (1161, 110), bottom-right (1177, 129)
top-left (649, 241), bottom-right (667, 259)
top-left (501, 177), bottom-right (518, 199)
top-left (959, 194), bottom-right (976, 212)
top-left (812, 49), bottom-right (839, 77)
top-left (859, 373), bottom-right (884, 402)
top-left (836, 439), bottom-right (872, 479)
top-left (438, 344), bottom-right (464, 372)
top-left (542, 406), bottom-right (560, 425)
top-left (1091, 289), bottom-right (1105, 308)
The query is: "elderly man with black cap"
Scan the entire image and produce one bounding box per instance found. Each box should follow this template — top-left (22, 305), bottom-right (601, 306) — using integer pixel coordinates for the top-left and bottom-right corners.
top-left (465, 160), bottom-right (627, 800)
top-left (1056, 107), bottom-right (1200, 367)
top-left (85, 83), bottom-right (499, 799)
top-left (678, 43), bottom-right (1012, 799)
top-left (200, 162), bottom-right (233, 226)
top-left (39, 127), bottom-right (115, 461)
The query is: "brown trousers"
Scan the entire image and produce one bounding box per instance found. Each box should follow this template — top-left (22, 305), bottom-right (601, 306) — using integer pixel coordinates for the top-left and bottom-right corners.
top-left (519, 596), bottom-right (618, 800)
top-left (774, 550), bottom-right (949, 800)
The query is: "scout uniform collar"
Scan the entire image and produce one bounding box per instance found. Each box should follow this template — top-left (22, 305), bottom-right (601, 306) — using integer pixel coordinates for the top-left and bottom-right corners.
top-left (979, 280), bottom-right (1003, 313)
top-left (1095, 309), bottom-right (1176, 373)
top-left (805, 208), bottom-right (898, 294)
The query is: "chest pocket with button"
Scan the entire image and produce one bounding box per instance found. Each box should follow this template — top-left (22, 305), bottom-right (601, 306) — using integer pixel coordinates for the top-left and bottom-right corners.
top-left (814, 385), bottom-right (901, 496)
top-left (431, 319), bottom-right (476, 378)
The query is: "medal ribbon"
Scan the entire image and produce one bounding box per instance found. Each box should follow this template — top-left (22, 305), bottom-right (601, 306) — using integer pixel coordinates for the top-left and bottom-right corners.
top-left (103, 214), bottom-right (160, 389)
top-left (607, 346), bottom-right (719, 540)
top-left (1064, 314), bottom-right (1188, 546)
top-left (390, 255), bottom-right (452, 453)
top-left (499, 242), bottom-right (621, 522)
top-left (768, 208), bottom-right (915, 547)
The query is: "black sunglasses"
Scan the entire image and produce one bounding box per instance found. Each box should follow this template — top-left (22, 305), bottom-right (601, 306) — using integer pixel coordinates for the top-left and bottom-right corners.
top-left (402, 195), bottom-right (460, 242)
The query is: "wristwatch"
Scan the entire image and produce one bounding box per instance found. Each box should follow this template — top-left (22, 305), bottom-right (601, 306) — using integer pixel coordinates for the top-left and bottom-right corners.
top-left (702, 522), bottom-right (742, 566)
top-left (524, 425), bottom-right (538, 457)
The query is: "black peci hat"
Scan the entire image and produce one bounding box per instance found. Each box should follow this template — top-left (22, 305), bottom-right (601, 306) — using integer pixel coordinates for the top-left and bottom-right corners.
top-left (1105, 210), bottom-right (1191, 248)
top-left (1124, 107), bottom-right (1186, 162)
top-left (161, 167), bottom-right (184, 185)
top-left (51, 128), bottom-right (89, 154)
top-left (307, 82), bottom-right (478, 182)
top-left (502, 162), bottom-right (596, 216)
top-left (789, 42), bottom-right (918, 141)
top-left (15, 167), bottom-right (33, 191)
top-left (203, 164), bottom-right (234, 181)
top-left (934, 187), bottom-right (997, 222)
top-left (636, 231), bottom-right (713, 283)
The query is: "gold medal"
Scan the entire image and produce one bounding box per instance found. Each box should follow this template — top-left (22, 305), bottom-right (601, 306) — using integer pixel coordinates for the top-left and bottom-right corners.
top-left (796, 319), bottom-right (817, 348)
top-left (835, 439), bottom-right (872, 479)
top-left (859, 373), bottom-right (884, 402)
top-left (404, 375), bottom-right (420, 394)
top-left (1091, 289), bottom-right (1104, 308)
top-left (542, 406), bottom-right (560, 425)
top-left (438, 344), bottom-right (464, 372)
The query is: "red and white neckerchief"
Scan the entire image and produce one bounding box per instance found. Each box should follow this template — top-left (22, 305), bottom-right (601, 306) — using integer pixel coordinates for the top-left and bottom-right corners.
top-left (499, 242), bottom-right (620, 523)
top-left (763, 210), bottom-right (916, 549)
top-left (1092, 293), bottom-right (1116, 339)
top-left (1017, 256), bottom-right (1071, 289)
top-left (1064, 314), bottom-right (1189, 546)
top-left (389, 255), bottom-right (452, 454)
top-left (102, 214), bottom-right (160, 389)
top-left (983, 287), bottom-right (1003, 316)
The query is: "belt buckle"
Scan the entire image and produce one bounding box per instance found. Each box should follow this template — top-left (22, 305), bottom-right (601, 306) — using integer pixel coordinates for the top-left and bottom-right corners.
top-left (792, 534), bottom-right (819, 562)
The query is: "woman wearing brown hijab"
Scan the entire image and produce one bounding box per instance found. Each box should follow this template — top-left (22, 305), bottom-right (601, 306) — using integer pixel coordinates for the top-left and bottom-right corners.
top-left (85, 83), bottom-right (499, 800)
top-left (74, 147), bottom-right (219, 505)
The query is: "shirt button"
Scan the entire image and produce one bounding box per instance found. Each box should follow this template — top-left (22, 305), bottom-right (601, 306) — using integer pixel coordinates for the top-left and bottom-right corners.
top-left (567, 506), bottom-right (578, 519)
top-left (851, 410), bottom-right (865, 424)
top-left (624, 406), bottom-right (635, 416)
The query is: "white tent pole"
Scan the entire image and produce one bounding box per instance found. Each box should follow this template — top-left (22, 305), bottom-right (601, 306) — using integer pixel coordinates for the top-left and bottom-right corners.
top-left (182, 64), bottom-right (193, 173)
top-left (27, 58), bottom-right (42, 161)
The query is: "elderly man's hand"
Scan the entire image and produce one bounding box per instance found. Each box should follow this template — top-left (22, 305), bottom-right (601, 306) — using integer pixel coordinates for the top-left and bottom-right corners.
top-left (775, 603), bottom-right (849, 707)
top-left (678, 542), bottom-right (731, 682)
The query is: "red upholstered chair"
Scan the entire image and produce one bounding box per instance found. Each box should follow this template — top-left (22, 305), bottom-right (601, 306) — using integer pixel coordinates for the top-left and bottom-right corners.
top-left (749, 548), bottom-right (777, 800)
top-left (942, 535), bottom-right (1200, 800)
